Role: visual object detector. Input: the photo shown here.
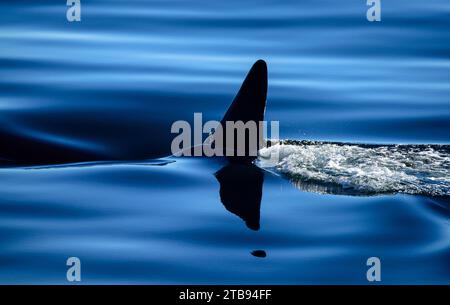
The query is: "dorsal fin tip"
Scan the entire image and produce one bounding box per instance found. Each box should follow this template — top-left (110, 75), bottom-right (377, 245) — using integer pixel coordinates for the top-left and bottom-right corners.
top-left (221, 60), bottom-right (268, 124)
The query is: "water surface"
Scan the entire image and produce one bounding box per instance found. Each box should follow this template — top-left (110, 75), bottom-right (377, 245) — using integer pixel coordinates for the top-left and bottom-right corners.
top-left (0, 0), bottom-right (449, 284)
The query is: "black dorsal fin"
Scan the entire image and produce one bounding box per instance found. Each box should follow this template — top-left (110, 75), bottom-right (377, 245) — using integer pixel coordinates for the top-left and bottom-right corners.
top-left (221, 59), bottom-right (267, 125)
top-left (215, 60), bottom-right (268, 163)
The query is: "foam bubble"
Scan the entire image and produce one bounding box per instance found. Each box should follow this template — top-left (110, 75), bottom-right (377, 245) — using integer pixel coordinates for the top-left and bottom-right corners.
top-left (258, 140), bottom-right (450, 196)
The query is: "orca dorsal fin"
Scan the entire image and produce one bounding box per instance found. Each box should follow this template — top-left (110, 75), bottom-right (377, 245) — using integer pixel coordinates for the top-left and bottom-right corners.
top-left (213, 59), bottom-right (268, 163)
top-left (221, 59), bottom-right (267, 125)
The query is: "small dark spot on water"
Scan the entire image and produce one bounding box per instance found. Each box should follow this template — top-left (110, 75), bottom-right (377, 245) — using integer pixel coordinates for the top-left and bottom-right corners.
top-left (251, 250), bottom-right (266, 258)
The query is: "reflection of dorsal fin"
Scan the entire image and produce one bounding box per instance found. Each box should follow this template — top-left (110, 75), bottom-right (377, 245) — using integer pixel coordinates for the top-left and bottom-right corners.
top-left (215, 163), bottom-right (264, 230)
top-left (221, 59), bottom-right (267, 125)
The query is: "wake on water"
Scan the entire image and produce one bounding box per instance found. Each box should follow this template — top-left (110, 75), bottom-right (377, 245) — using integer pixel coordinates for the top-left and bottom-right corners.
top-left (257, 140), bottom-right (450, 197)
top-left (4, 138), bottom-right (449, 197)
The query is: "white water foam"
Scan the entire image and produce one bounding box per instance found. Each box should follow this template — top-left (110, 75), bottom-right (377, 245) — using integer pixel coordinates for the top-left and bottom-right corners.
top-left (258, 140), bottom-right (450, 196)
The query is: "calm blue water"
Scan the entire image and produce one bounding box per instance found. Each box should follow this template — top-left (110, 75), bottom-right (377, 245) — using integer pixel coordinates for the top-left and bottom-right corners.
top-left (0, 0), bottom-right (449, 284)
